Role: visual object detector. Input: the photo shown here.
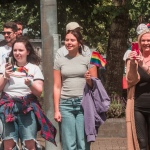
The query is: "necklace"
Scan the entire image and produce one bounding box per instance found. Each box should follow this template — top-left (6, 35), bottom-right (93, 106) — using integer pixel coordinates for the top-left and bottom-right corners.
top-left (13, 66), bottom-right (28, 76)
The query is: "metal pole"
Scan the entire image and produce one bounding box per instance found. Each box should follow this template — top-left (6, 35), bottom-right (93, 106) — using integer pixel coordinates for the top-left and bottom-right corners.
top-left (40, 0), bottom-right (61, 149)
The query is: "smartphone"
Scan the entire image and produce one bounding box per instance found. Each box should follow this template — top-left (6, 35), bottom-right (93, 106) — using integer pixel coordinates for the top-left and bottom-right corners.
top-left (5, 57), bottom-right (13, 65)
top-left (132, 42), bottom-right (139, 55)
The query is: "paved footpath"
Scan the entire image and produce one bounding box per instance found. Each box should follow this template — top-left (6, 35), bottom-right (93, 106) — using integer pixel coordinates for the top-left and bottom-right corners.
top-left (37, 137), bottom-right (127, 150)
top-left (91, 138), bottom-right (127, 150)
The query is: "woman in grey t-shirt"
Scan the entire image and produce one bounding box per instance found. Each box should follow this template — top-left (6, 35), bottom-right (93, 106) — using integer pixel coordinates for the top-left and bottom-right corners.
top-left (53, 29), bottom-right (97, 150)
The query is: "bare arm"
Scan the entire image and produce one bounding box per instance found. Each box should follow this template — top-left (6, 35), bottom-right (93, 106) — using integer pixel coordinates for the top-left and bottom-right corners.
top-left (0, 63), bottom-right (12, 91)
top-left (0, 74), bottom-right (9, 91)
top-left (126, 60), bottom-right (140, 88)
top-left (53, 69), bottom-right (62, 122)
top-left (25, 79), bottom-right (43, 97)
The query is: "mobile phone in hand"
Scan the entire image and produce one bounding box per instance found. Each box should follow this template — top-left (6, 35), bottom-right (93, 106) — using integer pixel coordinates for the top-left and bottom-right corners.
top-left (132, 42), bottom-right (139, 55)
top-left (5, 57), bottom-right (13, 65)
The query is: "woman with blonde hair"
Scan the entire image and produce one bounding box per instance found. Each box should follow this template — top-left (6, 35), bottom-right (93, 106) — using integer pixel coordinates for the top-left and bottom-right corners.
top-left (126, 26), bottom-right (150, 150)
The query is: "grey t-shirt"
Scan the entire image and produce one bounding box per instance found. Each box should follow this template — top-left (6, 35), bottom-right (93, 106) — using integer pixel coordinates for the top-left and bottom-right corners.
top-left (54, 54), bottom-right (92, 99)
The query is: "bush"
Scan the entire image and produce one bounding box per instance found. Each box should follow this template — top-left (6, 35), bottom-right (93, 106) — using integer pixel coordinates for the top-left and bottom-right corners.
top-left (106, 93), bottom-right (126, 118)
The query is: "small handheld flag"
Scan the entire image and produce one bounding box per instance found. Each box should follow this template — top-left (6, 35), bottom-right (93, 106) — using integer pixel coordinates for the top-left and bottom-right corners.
top-left (90, 51), bottom-right (106, 68)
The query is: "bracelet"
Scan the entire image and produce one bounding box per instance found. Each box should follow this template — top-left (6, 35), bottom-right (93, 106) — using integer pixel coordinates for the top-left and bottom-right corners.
top-left (28, 80), bottom-right (33, 87)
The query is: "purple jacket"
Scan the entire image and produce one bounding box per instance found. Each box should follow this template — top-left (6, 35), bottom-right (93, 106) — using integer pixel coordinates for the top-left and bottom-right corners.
top-left (81, 77), bottom-right (110, 142)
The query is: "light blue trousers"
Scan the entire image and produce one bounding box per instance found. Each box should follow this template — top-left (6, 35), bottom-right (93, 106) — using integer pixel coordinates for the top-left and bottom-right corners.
top-left (59, 97), bottom-right (90, 150)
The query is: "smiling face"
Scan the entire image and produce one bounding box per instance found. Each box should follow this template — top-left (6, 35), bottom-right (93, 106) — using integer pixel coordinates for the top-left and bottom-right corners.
top-left (13, 42), bottom-right (30, 66)
top-left (65, 33), bottom-right (80, 53)
top-left (141, 32), bottom-right (150, 53)
top-left (3, 28), bottom-right (17, 46)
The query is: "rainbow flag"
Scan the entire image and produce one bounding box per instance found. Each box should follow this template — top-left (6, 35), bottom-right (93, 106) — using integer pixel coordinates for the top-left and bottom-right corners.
top-left (90, 51), bottom-right (106, 68)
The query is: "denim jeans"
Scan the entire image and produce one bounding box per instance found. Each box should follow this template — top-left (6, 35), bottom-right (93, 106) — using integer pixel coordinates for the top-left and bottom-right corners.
top-left (60, 97), bottom-right (90, 150)
top-left (0, 102), bottom-right (41, 150)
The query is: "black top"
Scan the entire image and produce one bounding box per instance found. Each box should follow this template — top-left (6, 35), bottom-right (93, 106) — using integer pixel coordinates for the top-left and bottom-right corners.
top-left (135, 66), bottom-right (150, 111)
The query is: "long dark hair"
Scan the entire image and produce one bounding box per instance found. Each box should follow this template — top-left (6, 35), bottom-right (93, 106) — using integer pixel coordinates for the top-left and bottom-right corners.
top-left (10, 36), bottom-right (41, 65)
top-left (66, 29), bottom-right (84, 54)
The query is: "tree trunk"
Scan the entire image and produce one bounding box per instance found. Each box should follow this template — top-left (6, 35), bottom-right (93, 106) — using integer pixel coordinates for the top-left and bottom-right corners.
top-left (105, 1), bottom-right (129, 96)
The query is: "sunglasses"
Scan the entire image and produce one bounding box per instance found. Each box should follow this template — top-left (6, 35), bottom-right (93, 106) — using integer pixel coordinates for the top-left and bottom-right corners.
top-left (1, 31), bottom-right (12, 35)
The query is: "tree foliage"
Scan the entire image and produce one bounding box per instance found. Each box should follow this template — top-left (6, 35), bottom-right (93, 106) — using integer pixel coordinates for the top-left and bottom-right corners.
top-left (57, 0), bottom-right (112, 53)
top-left (0, 0), bottom-right (40, 38)
top-left (57, 0), bottom-right (150, 50)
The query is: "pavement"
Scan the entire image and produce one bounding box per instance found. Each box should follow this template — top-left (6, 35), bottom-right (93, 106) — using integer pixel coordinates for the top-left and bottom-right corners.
top-left (90, 138), bottom-right (127, 150)
top-left (37, 136), bottom-right (127, 150)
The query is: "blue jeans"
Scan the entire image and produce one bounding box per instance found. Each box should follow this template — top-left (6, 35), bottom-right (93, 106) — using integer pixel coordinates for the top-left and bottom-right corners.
top-left (0, 102), bottom-right (41, 150)
top-left (60, 97), bottom-right (90, 150)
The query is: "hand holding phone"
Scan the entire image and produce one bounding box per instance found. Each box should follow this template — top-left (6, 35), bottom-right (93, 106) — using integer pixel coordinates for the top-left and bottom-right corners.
top-left (5, 57), bottom-right (13, 65)
top-left (132, 42), bottom-right (139, 55)
top-left (5, 58), bottom-right (13, 79)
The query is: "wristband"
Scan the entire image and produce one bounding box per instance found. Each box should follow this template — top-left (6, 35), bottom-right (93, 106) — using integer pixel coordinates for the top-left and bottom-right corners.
top-left (28, 80), bottom-right (33, 87)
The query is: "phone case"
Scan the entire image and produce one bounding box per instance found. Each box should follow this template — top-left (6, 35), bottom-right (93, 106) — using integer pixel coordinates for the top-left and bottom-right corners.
top-left (5, 57), bottom-right (13, 65)
top-left (132, 42), bottom-right (139, 55)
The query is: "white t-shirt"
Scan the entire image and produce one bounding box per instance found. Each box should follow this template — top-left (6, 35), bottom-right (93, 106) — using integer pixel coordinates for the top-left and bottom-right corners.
top-left (0, 63), bottom-right (44, 97)
top-left (123, 49), bottom-right (131, 61)
top-left (0, 45), bottom-right (12, 65)
top-left (123, 49), bottom-right (131, 74)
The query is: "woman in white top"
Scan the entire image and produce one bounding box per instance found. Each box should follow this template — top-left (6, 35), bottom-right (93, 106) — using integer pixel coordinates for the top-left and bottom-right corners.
top-left (0, 36), bottom-right (56, 150)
